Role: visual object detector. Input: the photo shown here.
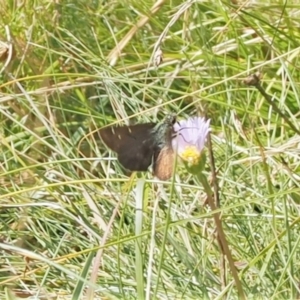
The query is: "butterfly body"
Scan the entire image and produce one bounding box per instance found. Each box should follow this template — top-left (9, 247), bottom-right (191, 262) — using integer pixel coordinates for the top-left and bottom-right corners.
top-left (99, 114), bottom-right (176, 180)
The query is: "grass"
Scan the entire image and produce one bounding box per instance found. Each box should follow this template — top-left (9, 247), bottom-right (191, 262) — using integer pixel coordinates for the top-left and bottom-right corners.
top-left (1, 0), bottom-right (300, 299)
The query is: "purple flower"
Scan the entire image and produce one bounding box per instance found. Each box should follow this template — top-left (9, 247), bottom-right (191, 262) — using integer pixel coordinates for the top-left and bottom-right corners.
top-left (172, 117), bottom-right (210, 166)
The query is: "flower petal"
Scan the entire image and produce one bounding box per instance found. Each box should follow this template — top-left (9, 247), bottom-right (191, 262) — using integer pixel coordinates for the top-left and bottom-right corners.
top-left (172, 117), bottom-right (210, 155)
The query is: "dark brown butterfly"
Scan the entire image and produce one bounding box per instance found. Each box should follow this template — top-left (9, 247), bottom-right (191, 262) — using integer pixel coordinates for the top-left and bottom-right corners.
top-left (98, 114), bottom-right (176, 180)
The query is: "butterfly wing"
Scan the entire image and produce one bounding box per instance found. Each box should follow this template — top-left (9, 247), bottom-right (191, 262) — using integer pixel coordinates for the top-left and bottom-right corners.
top-left (98, 123), bottom-right (157, 171)
top-left (153, 146), bottom-right (174, 180)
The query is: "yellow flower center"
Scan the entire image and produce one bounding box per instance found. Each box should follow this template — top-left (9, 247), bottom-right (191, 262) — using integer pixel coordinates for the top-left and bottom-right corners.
top-left (180, 145), bottom-right (201, 166)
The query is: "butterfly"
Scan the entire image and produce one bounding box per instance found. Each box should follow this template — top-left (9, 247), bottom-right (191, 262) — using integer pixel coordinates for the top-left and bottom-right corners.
top-left (98, 114), bottom-right (176, 180)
